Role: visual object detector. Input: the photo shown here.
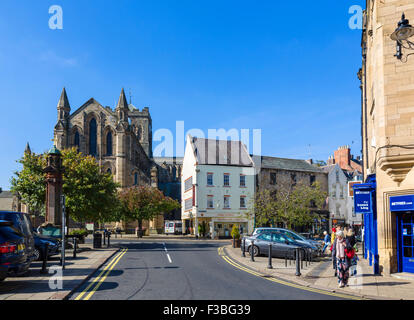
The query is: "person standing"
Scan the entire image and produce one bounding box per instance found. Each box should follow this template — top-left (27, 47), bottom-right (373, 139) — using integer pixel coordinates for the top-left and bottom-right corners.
top-left (335, 230), bottom-right (350, 288)
top-left (331, 225), bottom-right (341, 276)
top-left (322, 231), bottom-right (330, 254)
top-left (346, 228), bottom-right (358, 276)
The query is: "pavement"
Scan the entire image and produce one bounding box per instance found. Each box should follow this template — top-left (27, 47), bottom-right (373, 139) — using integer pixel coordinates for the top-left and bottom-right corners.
top-left (68, 239), bottom-right (356, 300)
top-left (0, 243), bottom-right (118, 300)
top-left (225, 244), bottom-right (414, 300)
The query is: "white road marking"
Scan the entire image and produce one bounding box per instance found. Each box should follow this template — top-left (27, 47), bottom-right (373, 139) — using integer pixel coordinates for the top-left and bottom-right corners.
top-left (166, 253), bottom-right (172, 263)
top-left (163, 243), bottom-right (172, 263)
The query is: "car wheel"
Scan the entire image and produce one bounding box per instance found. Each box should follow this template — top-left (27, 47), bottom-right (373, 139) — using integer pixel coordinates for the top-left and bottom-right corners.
top-left (248, 245), bottom-right (260, 257)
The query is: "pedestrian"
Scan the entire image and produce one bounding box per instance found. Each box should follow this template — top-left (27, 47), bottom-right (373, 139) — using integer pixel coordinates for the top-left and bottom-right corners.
top-left (335, 230), bottom-right (350, 288)
top-left (331, 225), bottom-right (342, 276)
top-left (322, 231), bottom-right (330, 254)
top-left (346, 228), bottom-right (358, 276)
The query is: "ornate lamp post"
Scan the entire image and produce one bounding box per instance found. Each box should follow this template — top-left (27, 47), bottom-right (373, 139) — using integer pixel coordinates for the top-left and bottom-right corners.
top-left (44, 145), bottom-right (64, 226)
top-left (390, 13), bottom-right (414, 61)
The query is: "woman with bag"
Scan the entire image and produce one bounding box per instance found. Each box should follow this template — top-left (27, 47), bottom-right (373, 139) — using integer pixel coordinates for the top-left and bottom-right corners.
top-left (335, 230), bottom-right (350, 288)
top-left (346, 228), bottom-right (358, 276)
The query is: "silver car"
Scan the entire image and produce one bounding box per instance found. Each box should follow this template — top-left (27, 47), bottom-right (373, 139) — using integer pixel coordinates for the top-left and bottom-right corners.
top-left (241, 231), bottom-right (316, 259)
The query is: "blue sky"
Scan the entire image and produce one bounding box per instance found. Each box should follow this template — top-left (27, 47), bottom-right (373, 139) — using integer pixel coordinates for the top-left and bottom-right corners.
top-left (0, 0), bottom-right (365, 190)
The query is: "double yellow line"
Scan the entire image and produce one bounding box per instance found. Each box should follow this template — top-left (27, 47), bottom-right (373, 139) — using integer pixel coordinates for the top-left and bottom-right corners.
top-left (218, 247), bottom-right (363, 300)
top-left (75, 248), bottom-right (128, 300)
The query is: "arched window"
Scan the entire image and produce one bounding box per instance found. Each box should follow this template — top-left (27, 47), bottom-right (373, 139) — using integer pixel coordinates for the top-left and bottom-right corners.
top-left (74, 131), bottom-right (80, 152)
top-left (106, 131), bottom-right (113, 156)
top-left (134, 172), bottom-right (138, 186)
top-left (89, 118), bottom-right (97, 156)
top-left (107, 168), bottom-right (112, 175)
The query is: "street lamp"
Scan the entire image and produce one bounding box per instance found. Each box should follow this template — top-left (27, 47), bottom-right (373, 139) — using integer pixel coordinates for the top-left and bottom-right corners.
top-left (390, 13), bottom-right (414, 61)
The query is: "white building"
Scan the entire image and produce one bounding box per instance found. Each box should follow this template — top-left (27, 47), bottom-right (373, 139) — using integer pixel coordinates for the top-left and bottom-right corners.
top-left (181, 135), bottom-right (255, 238)
top-left (324, 164), bottom-right (363, 230)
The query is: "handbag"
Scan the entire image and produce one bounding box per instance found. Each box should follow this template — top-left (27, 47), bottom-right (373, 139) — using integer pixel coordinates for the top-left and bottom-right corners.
top-left (345, 248), bottom-right (355, 259)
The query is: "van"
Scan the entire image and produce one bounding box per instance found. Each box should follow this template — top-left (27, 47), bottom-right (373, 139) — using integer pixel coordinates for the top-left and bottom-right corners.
top-left (165, 221), bottom-right (183, 235)
top-left (0, 212), bottom-right (35, 264)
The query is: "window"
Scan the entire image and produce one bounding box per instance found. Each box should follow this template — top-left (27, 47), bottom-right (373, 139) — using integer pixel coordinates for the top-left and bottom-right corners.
top-left (224, 196), bottom-right (230, 208)
top-left (107, 168), bottom-right (112, 175)
top-left (270, 173), bottom-right (277, 185)
top-left (340, 186), bottom-right (344, 199)
top-left (240, 175), bottom-right (246, 187)
top-left (207, 196), bottom-right (214, 209)
top-left (89, 118), bottom-right (97, 156)
top-left (134, 173), bottom-right (138, 186)
top-left (74, 131), bottom-right (80, 152)
top-left (291, 173), bottom-right (297, 186)
top-left (240, 196), bottom-right (246, 208)
top-left (258, 233), bottom-right (272, 241)
top-left (310, 175), bottom-right (316, 186)
top-left (207, 173), bottom-right (213, 186)
top-left (224, 174), bottom-right (230, 186)
top-left (185, 177), bottom-right (193, 191)
top-left (106, 131), bottom-right (113, 156)
top-left (185, 198), bottom-right (193, 211)
top-left (336, 171), bottom-right (340, 183)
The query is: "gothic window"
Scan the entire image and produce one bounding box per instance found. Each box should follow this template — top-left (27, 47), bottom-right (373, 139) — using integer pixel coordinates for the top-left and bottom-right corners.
top-left (89, 118), bottom-right (97, 156)
top-left (107, 168), bottom-right (112, 175)
top-left (106, 131), bottom-right (113, 156)
top-left (74, 131), bottom-right (80, 152)
top-left (134, 172), bottom-right (138, 186)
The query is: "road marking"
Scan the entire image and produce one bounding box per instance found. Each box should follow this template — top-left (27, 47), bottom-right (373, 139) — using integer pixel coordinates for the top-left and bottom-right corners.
top-left (74, 248), bottom-right (127, 300)
top-left (218, 247), bottom-right (364, 300)
top-left (166, 253), bottom-right (172, 263)
top-left (163, 243), bottom-right (172, 263)
top-left (83, 248), bottom-right (128, 300)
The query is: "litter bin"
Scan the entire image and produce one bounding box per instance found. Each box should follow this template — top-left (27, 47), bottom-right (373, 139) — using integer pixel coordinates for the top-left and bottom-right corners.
top-left (93, 232), bottom-right (102, 249)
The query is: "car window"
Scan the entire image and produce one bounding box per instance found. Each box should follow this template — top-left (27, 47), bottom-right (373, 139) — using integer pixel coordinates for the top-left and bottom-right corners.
top-left (0, 225), bottom-right (24, 239)
top-left (283, 231), bottom-right (303, 241)
top-left (257, 233), bottom-right (272, 241)
top-left (21, 214), bottom-right (33, 236)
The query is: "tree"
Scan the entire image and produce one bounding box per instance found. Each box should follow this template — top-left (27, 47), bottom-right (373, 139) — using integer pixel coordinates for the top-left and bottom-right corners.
top-left (118, 186), bottom-right (180, 238)
top-left (10, 147), bottom-right (120, 224)
top-left (10, 151), bottom-right (47, 215)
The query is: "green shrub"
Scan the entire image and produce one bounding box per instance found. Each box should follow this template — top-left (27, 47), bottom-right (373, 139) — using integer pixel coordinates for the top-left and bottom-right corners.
top-left (69, 229), bottom-right (88, 237)
top-left (231, 225), bottom-right (240, 240)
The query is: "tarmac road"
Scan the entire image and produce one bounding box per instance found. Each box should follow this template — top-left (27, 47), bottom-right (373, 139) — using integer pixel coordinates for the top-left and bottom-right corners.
top-left (68, 240), bottom-right (350, 300)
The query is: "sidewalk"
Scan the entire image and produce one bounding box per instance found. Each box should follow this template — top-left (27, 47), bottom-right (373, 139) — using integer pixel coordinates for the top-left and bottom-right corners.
top-left (0, 244), bottom-right (118, 300)
top-left (224, 245), bottom-right (414, 300)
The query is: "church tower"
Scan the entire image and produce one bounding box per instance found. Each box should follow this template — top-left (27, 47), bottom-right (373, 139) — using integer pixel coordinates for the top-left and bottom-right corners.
top-left (129, 107), bottom-right (153, 159)
top-left (115, 88), bottom-right (130, 187)
top-left (54, 87), bottom-right (71, 150)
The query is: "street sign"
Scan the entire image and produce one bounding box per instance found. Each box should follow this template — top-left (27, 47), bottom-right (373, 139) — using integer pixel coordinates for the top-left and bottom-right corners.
top-left (354, 189), bottom-right (372, 214)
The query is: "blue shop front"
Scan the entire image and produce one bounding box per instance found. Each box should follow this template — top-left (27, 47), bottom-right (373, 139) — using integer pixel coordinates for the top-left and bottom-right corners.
top-left (390, 194), bottom-right (414, 273)
top-left (353, 175), bottom-right (379, 274)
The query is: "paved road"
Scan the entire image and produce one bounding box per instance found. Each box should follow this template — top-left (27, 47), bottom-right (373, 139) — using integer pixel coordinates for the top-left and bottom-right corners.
top-left (68, 240), bottom-right (348, 300)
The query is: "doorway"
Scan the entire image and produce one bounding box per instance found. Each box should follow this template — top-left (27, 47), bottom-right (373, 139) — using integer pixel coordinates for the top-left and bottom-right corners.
top-left (398, 212), bottom-right (414, 273)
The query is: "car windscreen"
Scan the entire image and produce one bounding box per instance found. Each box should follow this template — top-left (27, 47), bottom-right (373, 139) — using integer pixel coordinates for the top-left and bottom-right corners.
top-left (282, 230), bottom-right (305, 241)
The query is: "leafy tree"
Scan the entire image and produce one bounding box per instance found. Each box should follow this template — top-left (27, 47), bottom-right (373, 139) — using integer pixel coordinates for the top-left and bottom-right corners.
top-left (10, 151), bottom-right (47, 215)
top-left (118, 186), bottom-right (180, 238)
top-left (231, 224), bottom-right (240, 240)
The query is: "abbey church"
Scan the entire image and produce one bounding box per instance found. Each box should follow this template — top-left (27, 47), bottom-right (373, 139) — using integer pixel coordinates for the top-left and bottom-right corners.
top-left (53, 88), bottom-right (182, 233)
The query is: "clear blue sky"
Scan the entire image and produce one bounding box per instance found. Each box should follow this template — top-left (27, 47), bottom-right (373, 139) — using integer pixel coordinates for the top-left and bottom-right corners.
top-left (0, 0), bottom-right (365, 190)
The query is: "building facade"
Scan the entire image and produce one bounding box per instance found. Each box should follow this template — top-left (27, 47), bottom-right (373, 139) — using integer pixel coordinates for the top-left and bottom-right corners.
top-left (360, 1), bottom-right (414, 274)
top-left (255, 156), bottom-right (329, 234)
top-left (181, 136), bottom-right (255, 238)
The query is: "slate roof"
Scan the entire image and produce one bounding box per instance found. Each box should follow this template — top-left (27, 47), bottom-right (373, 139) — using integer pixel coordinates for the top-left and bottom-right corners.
top-left (255, 156), bottom-right (324, 173)
top-left (0, 191), bottom-right (13, 198)
top-left (191, 137), bottom-right (254, 167)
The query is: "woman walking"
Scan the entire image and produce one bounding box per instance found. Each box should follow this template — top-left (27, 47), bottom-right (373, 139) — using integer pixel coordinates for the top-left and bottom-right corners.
top-left (346, 228), bottom-right (358, 276)
top-left (335, 230), bottom-right (350, 288)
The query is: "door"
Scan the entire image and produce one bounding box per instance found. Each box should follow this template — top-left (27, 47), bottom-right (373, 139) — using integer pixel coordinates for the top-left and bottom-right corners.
top-left (399, 213), bottom-right (414, 273)
top-left (271, 233), bottom-right (291, 258)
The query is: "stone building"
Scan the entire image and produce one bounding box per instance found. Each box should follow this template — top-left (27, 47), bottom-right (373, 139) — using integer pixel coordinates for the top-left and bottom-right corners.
top-left (51, 88), bottom-right (182, 234)
top-left (254, 156), bottom-right (329, 234)
top-left (360, 1), bottom-right (414, 274)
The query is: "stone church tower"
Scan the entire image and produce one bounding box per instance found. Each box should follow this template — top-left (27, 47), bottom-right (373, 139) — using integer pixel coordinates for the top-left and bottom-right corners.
top-left (52, 87), bottom-right (182, 234)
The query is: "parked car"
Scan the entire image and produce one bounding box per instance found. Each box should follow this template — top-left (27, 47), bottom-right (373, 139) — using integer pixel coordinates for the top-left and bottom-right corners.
top-left (252, 227), bottom-right (320, 252)
top-left (33, 232), bottom-right (60, 261)
top-left (241, 231), bottom-right (317, 259)
top-left (0, 211), bottom-right (35, 262)
top-left (0, 220), bottom-right (31, 282)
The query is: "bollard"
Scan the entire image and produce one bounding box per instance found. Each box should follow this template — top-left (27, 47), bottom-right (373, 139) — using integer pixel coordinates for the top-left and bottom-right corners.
top-left (232, 235), bottom-right (235, 248)
top-left (103, 231), bottom-right (106, 245)
top-left (301, 249), bottom-right (304, 270)
top-left (250, 240), bottom-right (255, 262)
top-left (41, 243), bottom-right (49, 274)
top-left (107, 232), bottom-right (110, 248)
top-left (295, 248), bottom-right (301, 276)
top-left (305, 250), bottom-right (308, 268)
top-left (285, 251), bottom-right (288, 268)
top-left (242, 238), bottom-right (246, 258)
top-left (73, 238), bottom-right (77, 259)
top-left (267, 243), bottom-right (273, 269)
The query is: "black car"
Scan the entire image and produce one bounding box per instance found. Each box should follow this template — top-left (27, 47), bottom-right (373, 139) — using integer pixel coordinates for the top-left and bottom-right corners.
top-left (33, 232), bottom-right (60, 261)
top-left (0, 220), bottom-right (31, 281)
top-left (0, 211), bottom-right (35, 263)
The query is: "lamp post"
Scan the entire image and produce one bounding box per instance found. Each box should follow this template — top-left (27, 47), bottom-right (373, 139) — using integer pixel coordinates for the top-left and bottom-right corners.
top-left (390, 13), bottom-right (414, 62)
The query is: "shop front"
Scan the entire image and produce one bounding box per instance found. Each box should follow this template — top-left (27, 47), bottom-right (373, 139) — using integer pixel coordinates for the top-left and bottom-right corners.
top-left (390, 195), bottom-right (414, 273)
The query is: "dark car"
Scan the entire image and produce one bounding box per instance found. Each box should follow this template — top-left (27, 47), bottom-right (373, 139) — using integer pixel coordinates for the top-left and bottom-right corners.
top-left (33, 232), bottom-right (60, 261)
top-left (0, 211), bottom-right (35, 263)
top-left (241, 231), bottom-right (317, 259)
top-left (0, 220), bottom-right (31, 281)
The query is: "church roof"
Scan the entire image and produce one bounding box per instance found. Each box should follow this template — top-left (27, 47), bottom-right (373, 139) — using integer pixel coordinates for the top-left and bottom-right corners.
top-left (116, 88), bottom-right (129, 110)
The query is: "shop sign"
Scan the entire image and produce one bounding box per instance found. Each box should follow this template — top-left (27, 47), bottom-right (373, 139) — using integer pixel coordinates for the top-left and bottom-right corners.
top-left (390, 195), bottom-right (414, 212)
top-left (354, 190), bottom-right (372, 214)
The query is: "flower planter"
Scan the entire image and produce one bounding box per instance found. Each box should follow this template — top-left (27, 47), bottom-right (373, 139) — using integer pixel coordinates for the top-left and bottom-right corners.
top-left (232, 239), bottom-right (241, 248)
